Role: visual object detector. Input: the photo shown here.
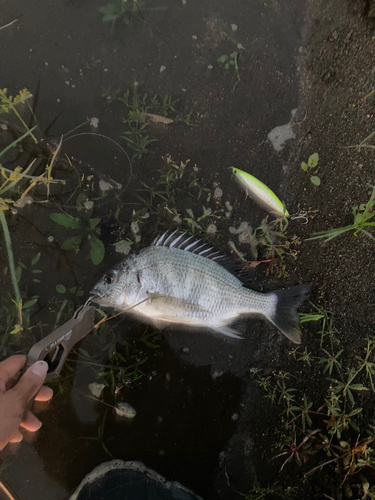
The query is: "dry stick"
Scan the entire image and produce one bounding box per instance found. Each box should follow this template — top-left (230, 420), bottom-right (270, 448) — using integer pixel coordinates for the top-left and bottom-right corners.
top-left (0, 211), bottom-right (22, 324)
top-left (0, 19), bottom-right (18, 31)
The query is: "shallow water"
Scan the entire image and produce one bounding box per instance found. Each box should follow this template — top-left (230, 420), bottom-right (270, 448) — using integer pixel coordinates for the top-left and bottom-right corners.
top-left (0, 0), bottom-right (306, 498)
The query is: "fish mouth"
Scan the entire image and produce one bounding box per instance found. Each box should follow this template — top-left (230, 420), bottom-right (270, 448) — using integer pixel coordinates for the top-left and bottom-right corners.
top-left (90, 289), bottom-right (104, 302)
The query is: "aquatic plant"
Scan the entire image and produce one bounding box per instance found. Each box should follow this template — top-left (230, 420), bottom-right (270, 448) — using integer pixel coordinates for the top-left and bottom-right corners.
top-left (254, 303), bottom-right (375, 498)
top-left (99, 0), bottom-right (144, 29)
top-left (49, 194), bottom-right (105, 265)
top-left (102, 85), bottom-right (177, 160)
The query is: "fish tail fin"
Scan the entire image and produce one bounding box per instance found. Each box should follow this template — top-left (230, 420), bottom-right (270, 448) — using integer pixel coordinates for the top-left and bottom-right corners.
top-left (265, 284), bottom-right (313, 344)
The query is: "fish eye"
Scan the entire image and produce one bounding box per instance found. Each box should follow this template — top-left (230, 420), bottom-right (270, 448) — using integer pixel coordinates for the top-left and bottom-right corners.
top-left (104, 270), bottom-right (117, 285)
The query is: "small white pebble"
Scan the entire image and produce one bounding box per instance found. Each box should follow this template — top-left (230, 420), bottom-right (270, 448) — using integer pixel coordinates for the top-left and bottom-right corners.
top-left (115, 402), bottom-right (137, 419)
top-left (57, 98), bottom-right (61, 103)
top-left (83, 200), bottom-right (94, 210)
top-left (89, 117), bottom-right (99, 128)
top-left (160, 65), bottom-right (166, 73)
top-left (181, 88), bottom-right (187, 92)
top-left (88, 382), bottom-right (105, 398)
top-left (157, 416), bottom-right (163, 424)
top-left (207, 64), bottom-right (213, 70)
top-left (213, 187), bottom-right (223, 198)
top-left (104, 68), bottom-right (108, 72)
top-left (192, 35), bottom-right (197, 40)
top-left (225, 201), bottom-right (233, 211)
top-left (131, 222), bottom-right (139, 234)
top-left (166, 373), bottom-right (171, 382)
top-left (212, 370), bottom-right (223, 380)
top-left (0, 124), bottom-right (7, 130)
top-left (231, 24), bottom-right (238, 32)
top-left (231, 413), bottom-right (239, 421)
top-left (45, 62), bottom-right (48, 66)
top-left (71, 84), bottom-right (76, 89)
top-left (14, 195), bottom-right (34, 208)
top-left (135, 234), bottom-right (141, 243)
top-left (182, 347), bottom-right (189, 354)
top-left (115, 244), bottom-right (132, 255)
top-left (48, 236), bottom-right (54, 243)
top-left (207, 224), bottom-right (217, 235)
top-left (64, 81), bottom-right (70, 86)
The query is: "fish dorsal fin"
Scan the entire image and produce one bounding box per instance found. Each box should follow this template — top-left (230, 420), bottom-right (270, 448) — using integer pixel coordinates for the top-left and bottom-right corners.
top-left (151, 230), bottom-right (254, 287)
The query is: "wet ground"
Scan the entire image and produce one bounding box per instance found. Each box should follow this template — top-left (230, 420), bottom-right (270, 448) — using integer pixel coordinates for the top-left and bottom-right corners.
top-left (5, 0), bottom-right (375, 499)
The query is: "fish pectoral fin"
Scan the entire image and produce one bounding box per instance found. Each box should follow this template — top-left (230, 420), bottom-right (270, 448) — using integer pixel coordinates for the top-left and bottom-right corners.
top-left (212, 322), bottom-right (245, 339)
top-left (147, 295), bottom-right (212, 315)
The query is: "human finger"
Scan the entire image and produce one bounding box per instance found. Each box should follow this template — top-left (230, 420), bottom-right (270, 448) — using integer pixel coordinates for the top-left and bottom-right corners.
top-left (19, 411), bottom-right (42, 432)
top-left (9, 361), bottom-right (48, 407)
top-left (35, 386), bottom-right (53, 402)
top-left (0, 355), bottom-right (26, 392)
top-left (9, 429), bottom-right (23, 443)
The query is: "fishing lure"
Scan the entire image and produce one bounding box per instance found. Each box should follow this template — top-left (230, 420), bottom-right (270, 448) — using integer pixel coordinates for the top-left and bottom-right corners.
top-left (231, 167), bottom-right (289, 217)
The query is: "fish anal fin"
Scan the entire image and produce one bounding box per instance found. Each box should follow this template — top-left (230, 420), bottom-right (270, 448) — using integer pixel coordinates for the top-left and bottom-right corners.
top-left (213, 321), bottom-right (245, 339)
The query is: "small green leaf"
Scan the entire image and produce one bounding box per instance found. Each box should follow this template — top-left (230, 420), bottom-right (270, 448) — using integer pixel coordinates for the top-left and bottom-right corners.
top-left (76, 193), bottom-right (88, 211)
top-left (224, 63), bottom-right (230, 70)
top-left (61, 236), bottom-right (82, 252)
top-left (3, 266), bottom-right (7, 275)
top-left (76, 290), bottom-right (84, 297)
top-left (217, 55), bottom-right (228, 63)
top-left (10, 326), bottom-right (22, 335)
top-left (89, 218), bottom-right (101, 230)
top-left (15, 266), bottom-right (22, 282)
top-left (69, 287), bottom-right (77, 294)
top-left (31, 253), bottom-right (41, 266)
top-left (229, 51), bottom-right (238, 58)
top-left (18, 261), bottom-right (27, 270)
top-left (112, 239), bottom-right (132, 247)
top-left (301, 162), bottom-right (308, 172)
top-left (56, 284), bottom-right (66, 294)
top-left (32, 279), bottom-right (40, 283)
top-left (32, 269), bottom-right (42, 273)
top-left (89, 236), bottom-right (105, 265)
top-left (310, 175), bottom-right (321, 186)
top-left (50, 213), bottom-right (81, 229)
top-left (23, 298), bottom-right (38, 309)
top-left (308, 152), bottom-right (319, 169)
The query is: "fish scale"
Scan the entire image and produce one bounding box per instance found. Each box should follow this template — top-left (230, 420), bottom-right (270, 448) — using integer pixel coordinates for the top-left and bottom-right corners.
top-left (91, 231), bottom-right (312, 343)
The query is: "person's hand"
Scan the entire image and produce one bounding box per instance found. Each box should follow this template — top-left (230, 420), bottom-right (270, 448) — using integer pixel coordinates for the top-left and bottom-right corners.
top-left (0, 355), bottom-right (53, 450)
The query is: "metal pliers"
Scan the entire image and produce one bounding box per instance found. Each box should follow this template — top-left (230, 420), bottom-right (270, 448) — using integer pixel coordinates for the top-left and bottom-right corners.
top-left (24, 304), bottom-right (96, 381)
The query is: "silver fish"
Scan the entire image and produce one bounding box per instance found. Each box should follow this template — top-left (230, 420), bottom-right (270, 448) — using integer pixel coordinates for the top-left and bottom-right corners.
top-left (90, 231), bottom-right (312, 344)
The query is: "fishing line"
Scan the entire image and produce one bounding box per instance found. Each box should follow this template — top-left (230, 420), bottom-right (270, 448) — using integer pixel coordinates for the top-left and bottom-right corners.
top-left (63, 132), bottom-right (133, 192)
top-left (291, 212), bottom-right (308, 224)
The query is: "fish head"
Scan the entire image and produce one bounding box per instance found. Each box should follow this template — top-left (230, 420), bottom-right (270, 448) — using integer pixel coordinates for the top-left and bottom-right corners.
top-left (90, 260), bottom-right (141, 308)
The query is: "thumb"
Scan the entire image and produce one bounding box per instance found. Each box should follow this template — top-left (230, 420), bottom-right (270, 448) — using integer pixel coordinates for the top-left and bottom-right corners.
top-left (9, 361), bottom-right (49, 407)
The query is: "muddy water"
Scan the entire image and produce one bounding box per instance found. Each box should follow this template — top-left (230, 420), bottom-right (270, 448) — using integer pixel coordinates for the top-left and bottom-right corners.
top-left (0, 0), bottom-right (306, 498)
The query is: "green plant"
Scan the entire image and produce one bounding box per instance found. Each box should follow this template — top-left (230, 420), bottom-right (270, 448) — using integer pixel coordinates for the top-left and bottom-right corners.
top-left (308, 185), bottom-right (375, 242)
top-left (301, 153), bottom-right (320, 186)
top-left (102, 86), bottom-right (177, 160)
top-left (0, 88), bottom-right (37, 142)
top-left (254, 303), bottom-right (375, 497)
top-left (217, 51), bottom-right (241, 82)
top-left (99, 0), bottom-right (144, 29)
top-left (80, 410), bottom-right (114, 458)
top-left (49, 194), bottom-right (105, 265)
